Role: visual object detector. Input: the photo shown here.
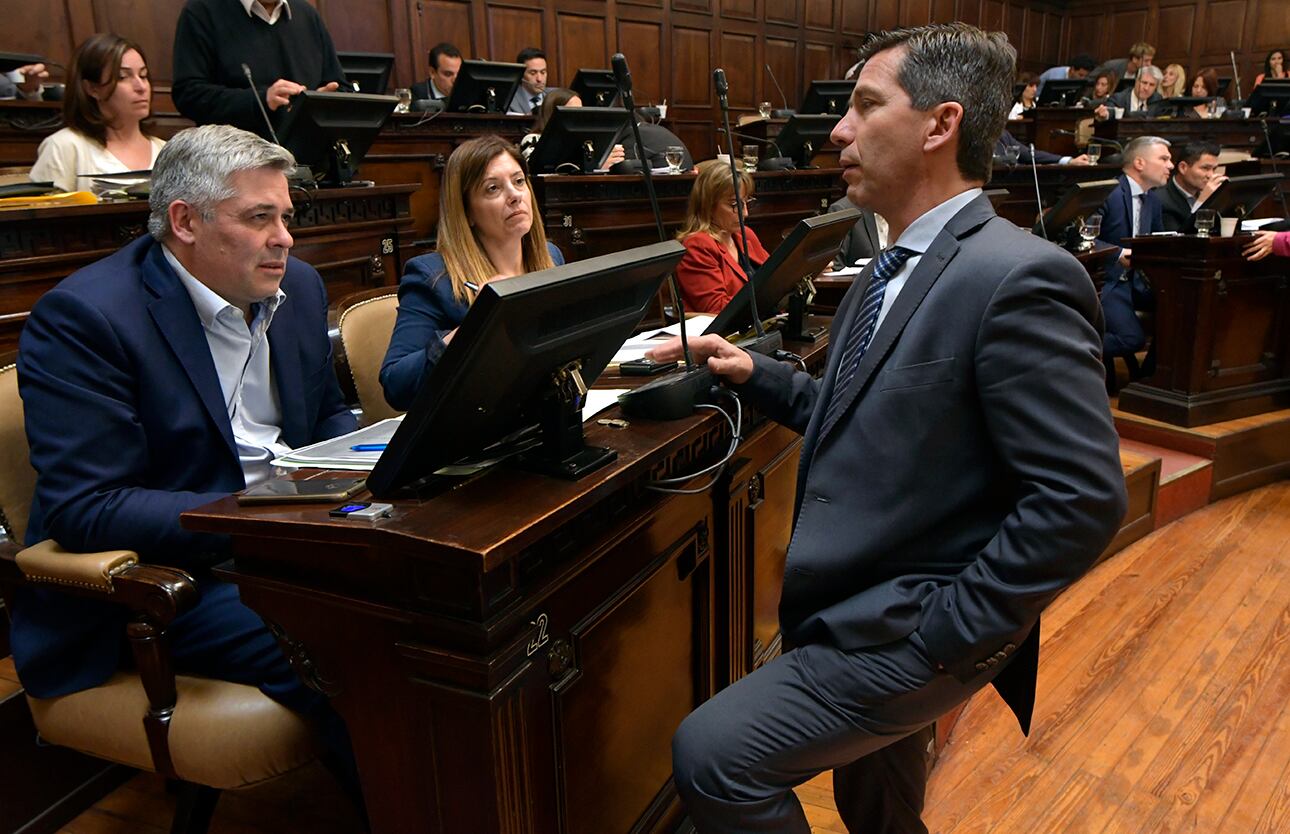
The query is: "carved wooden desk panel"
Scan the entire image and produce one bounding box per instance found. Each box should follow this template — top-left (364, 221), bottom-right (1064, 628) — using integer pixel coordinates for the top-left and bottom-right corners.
top-left (1094, 116), bottom-right (1269, 153)
top-left (0, 183), bottom-right (418, 353)
top-left (1118, 235), bottom-right (1290, 426)
top-left (184, 337), bottom-right (829, 834)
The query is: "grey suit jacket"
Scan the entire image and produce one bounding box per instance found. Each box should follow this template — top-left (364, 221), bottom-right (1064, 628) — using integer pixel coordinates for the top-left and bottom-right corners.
top-left (828, 197), bottom-right (881, 268)
top-left (735, 194), bottom-right (1126, 732)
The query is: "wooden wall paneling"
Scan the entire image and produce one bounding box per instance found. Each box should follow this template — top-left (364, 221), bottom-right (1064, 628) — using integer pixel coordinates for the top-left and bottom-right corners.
top-left (671, 26), bottom-right (712, 106)
top-left (956, 0), bottom-right (981, 27)
top-left (1106, 8), bottom-right (1150, 59)
top-left (1022, 8), bottom-right (1045, 65)
top-left (12, 1), bottom-right (78, 82)
top-left (874, 0), bottom-right (900, 31)
top-left (485, 3), bottom-right (545, 64)
top-left (932, 0), bottom-right (956, 23)
top-left (841, 0), bottom-right (869, 34)
top-left (901, 0), bottom-right (932, 26)
top-left (384, 0), bottom-right (418, 92)
top-left (804, 0), bottom-right (835, 30)
top-left (1065, 11), bottom-right (1107, 66)
top-left (554, 10), bottom-right (609, 86)
top-left (1156, 3), bottom-right (1197, 69)
top-left (721, 0), bottom-right (757, 20)
top-left (718, 30), bottom-right (758, 109)
top-left (1252, 0), bottom-right (1290, 50)
top-left (619, 0), bottom-right (662, 7)
top-left (413, 0), bottom-right (476, 81)
top-left (1006, 2), bottom-right (1026, 52)
top-left (1204, 1), bottom-right (1247, 56)
top-left (804, 41), bottom-right (834, 87)
top-left (65, 0), bottom-right (98, 56)
top-left (982, 0), bottom-right (1004, 33)
top-left (765, 36), bottom-right (800, 110)
top-left (1042, 9), bottom-right (1062, 66)
top-left (614, 19), bottom-right (665, 105)
top-left (764, 0), bottom-right (799, 26)
top-left (93, 0), bottom-right (184, 84)
top-left (673, 0), bottom-right (714, 12)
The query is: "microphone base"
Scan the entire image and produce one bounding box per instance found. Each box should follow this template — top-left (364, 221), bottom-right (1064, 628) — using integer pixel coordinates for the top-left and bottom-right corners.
top-left (734, 330), bottom-right (784, 356)
top-left (771, 108), bottom-right (796, 119)
top-left (617, 366), bottom-right (715, 421)
top-left (757, 157), bottom-right (796, 171)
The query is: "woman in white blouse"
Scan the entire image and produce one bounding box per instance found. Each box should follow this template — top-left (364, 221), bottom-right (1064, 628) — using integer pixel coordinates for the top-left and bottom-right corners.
top-left (30, 33), bottom-right (165, 194)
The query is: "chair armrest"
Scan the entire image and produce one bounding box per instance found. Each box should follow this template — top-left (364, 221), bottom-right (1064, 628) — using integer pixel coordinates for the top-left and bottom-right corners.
top-left (4, 539), bottom-right (198, 625)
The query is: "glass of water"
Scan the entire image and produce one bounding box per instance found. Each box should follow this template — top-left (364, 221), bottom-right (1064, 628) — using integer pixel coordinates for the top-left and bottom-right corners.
top-left (1078, 215), bottom-right (1101, 251)
top-left (395, 88), bottom-right (412, 113)
top-left (742, 145), bottom-right (759, 173)
top-left (665, 145), bottom-right (684, 174)
top-left (1086, 142), bottom-right (1102, 165)
top-left (758, 101), bottom-right (772, 119)
top-left (1194, 209), bottom-right (1217, 236)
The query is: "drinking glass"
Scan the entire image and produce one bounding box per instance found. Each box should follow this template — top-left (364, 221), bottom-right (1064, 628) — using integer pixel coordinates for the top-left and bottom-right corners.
top-left (1194, 209), bottom-right (1217, 237)
top-left (1086, 142), bottom-right (1102, 165)
top-left (395, 88), bottom-right (412, 113)
top-left (665, 145), bottom-right (684, 174)
top-left (742, 145), bottom-right (759, 173)
top-left (758, 101), bottom-right (773, 119)
top-left (1001, 145), bottom-right (1021, 167)
top-left (1078, 215), bottom-right (1101, 251)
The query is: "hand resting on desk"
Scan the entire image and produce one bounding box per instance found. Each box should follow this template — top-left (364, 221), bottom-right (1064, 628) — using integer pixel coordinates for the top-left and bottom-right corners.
top-left (646, 333), bottom-right (754, 384)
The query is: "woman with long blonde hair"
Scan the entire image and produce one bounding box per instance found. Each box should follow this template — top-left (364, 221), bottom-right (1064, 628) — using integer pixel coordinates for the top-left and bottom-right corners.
top-left (380, 135), bottom-right (561, 410)
top-left (1160, 63), bottom-right (1187, 98)
top-left (673, 158), bottom-right (770, 314)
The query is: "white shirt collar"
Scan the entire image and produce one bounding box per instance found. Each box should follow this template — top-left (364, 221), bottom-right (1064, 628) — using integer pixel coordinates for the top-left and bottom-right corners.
top-left (163, 245), bottom-right (286, 328)
top-left (890, 188), bottom-right (985, 255)
top-left (1127, 176), bottom-right (1146, 198)
top-left (241, 0), bottom-right (292, 24)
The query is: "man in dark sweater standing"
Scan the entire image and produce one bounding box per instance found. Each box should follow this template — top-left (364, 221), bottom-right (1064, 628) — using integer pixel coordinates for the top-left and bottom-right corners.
top-left (173, 0), bottom-right (347, 139)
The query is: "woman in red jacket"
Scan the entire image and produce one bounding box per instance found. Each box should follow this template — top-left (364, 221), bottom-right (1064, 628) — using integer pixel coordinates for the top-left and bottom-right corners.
top-left (674, 159), bottom-right (770, 314)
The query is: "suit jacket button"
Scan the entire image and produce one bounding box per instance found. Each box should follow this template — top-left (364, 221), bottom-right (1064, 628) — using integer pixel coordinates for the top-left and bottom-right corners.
top-left (975, 662), bottom-right (988, 672)
top-left (986, 657), bottom-right (998, 666)
top-left (1004, 643), bottom-right (1016, 652)
top-left (994, 651), bottom-right (1008, 660)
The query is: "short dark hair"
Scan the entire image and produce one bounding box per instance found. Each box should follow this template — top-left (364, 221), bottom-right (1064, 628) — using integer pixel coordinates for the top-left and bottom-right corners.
top-left (65, 33), bottom-right (152, 146)
top-left (429, 42), bottom-right (462, 70)
top-left (857, 23), bottom-right (1015, 182)
top-left (1193, 68), bottom-right (1219, 97)
top-left (1071, 54), bottom-right (1096, 72)
top-left (516, 47), bottom-right (545, 65)
top-left (1174, 140), bottom-right (1220, 167)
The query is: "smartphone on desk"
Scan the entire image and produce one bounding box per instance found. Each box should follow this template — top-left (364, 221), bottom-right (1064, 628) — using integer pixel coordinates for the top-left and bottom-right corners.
top-left (236, 477), bottom-right (367, 505)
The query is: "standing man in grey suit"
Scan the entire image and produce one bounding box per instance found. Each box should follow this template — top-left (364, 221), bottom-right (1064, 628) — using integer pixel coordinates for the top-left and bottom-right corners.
top-left (651, 23), bottom-right (1126, 834)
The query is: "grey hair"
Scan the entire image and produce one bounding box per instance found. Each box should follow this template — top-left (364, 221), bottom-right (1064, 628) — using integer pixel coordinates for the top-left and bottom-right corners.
top-left (1123, 135), bottom-right (1170, 168)
top-left (857, 23), bottom-right (1016, 182)
top-left (1138, 65), bottom-right (1163, 84)
top-left (147, 124), bottom-right (296, 241)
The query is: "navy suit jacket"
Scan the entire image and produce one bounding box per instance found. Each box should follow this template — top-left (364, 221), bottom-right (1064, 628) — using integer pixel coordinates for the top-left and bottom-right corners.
top-left (1095, 174), bottom-right (1164, 355)
top-left (734, 194), bottom-right (1126, 733)
top-left (13, 236), bottom-right (356, 698)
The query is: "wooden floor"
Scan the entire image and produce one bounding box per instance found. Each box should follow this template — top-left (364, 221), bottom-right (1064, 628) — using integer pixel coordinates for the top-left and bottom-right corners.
top-left (52, 480), bottom-right (1290, 834)
top-left (799, 480), bottom-right (1290, 833)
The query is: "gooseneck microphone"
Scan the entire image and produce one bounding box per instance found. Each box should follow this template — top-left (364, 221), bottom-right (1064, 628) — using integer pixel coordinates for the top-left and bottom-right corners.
top-left (1230, 50), bottom-right (1243, 103)
top-left (242, 63), bottom-right (283, 145)
top-left (714, 68), bottom-right (766, 339)
top-left (764, 63), bottom-right (793, 116)
top-left (715, 127), bottom-right (793, 170)
top-left (611, 52), bottom-right (694, 371)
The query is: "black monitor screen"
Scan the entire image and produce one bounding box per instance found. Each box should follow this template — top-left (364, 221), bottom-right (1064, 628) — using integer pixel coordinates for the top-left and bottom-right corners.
top-left (1037, 79), bottom-right (1089, 107)
top-left (445, 59), bottom-right (524, 113)
top-left (774, 114), bottom-right (840, 167)
top-left (1034, 178), bottom-right (1119, 239)
top-left (276, 90), bottom-right (397, 185)
top-left (528, 106), bottom-right (629, 174)
top-left (1248, 80), bottom-right (1290, 115)
top-left (1203, 173), bottom-right (1283, 219)
top-left (1114, 77), bottom-right (1135, 94)
top-left (367, 241), bottom-right (687, 496)
top-left (800, 80), bottom-right (855, 115)
top-left (570, 69), bottom-right (619, 107)
top-left (704, 208), bottom-right (862, 337)
top-left (337, 52), bottom-right (394, 94)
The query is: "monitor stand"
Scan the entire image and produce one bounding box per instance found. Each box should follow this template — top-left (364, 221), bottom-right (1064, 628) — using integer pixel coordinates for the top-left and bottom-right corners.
top-left (784, 285), bottom-right (825, 343)
top-left (519, 360), bottom-right (617, 479)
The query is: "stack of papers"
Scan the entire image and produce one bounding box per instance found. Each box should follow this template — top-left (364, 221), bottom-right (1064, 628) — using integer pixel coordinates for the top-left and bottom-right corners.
top-left (612, 316), bottom-right (716, 363)
top-left (1241, 218), bottom-right (1283, 231)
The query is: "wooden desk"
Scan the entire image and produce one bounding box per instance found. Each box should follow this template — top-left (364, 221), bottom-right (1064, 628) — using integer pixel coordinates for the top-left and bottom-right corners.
top-left (1119, 235), bottom-right (1290, 425)
top-left (737, 118), bottom-right (842, 169)
top-left (1013, 107), bottom-right (1095, 156)
top-left (183, 334), bottom-right (829, 834)
top-left (0, 183), bottom-right (418, 353)
top-left (363, 112), bottom-right (533, 241)
top-left (1094, 116), bottom-right (1270, 153)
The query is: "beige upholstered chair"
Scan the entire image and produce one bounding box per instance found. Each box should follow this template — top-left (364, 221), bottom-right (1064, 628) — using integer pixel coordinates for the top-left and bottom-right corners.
top-left (336, 288), bottom-right (402, 424)
top-left (0, 362), bottom-right (320, 833)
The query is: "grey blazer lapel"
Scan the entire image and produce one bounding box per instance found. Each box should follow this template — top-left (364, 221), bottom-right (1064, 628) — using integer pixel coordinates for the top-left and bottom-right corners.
top-left (817, 193), bottom-right (994, 442)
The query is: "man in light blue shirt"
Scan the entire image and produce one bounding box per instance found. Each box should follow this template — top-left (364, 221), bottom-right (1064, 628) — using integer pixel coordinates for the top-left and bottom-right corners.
top-left (1036, 53), bottom-right (1096, 94)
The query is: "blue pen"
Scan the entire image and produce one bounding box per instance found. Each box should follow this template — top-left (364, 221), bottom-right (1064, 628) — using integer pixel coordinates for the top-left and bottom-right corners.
top-left (350, 443), bottom-right (387, 452)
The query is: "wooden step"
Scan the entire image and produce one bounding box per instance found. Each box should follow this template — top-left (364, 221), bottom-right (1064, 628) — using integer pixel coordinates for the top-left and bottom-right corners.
top-left (1103, 447), bottom-right (1161, 562)
top-left (1117, 438), bottom-right (1212, 528)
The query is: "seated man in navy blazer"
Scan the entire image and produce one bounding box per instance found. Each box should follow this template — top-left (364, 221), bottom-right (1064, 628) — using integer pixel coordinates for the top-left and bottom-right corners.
top-left (14, 124), bottom-right (360, 793)
top-left (1094, 65), bottom-right (1163, 121)
top-left (1095, 135), bottom-right (1172, 379)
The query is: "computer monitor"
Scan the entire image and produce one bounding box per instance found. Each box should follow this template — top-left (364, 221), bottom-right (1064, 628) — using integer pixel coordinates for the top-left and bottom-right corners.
top-left (1216, 76), bottom-right (1233, 98)
top-left (367, 240), bottom-right (687, 495)
top-left (772, 114), bottom-right (841, 168)
top-left (703, 208), bottom-right (862, 339)
top-left (337, 52), bottom-right (394, 94)
top-left (445, 59), bottom-right (524, 113)
top-left (1150, 96), bottom-right (1210, 117)
top-left (1032, 178), bottom-right (1120, 245)
top-left (1037, 79), bottom-right (1089, 107)
top-left (800, 80), bottom-right (855, 115)
top-left (1114, 76), bottom-right (1135, 94)
top-left (527, 106), bottom-right (630, 174)
top-left (570, 69), bottom-right (619, 107)
top-left (1248, 80), bottom-right (1290, 116)
top-left (276, 90), bottom-right (397, 185)
top-left (0, 51), bottom-right (46, 73)
top-left (1202, 173), bottom-right (1283, 220)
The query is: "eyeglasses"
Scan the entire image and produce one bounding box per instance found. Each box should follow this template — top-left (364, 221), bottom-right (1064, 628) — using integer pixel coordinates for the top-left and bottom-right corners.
top-left (725, 197), bottom-right (756, 210)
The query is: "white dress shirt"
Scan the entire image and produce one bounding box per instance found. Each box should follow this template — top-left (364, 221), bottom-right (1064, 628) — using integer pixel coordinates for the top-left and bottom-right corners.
top-left (164, 247), bottom-right (291, 486)
top-left (240, 0), bottom-right (291, 25)
top-left (873, 188), bottom-right (983, 333)
top-left (1127, 176), bottom-right (1146, 236)
top-left (509, 86), bottom-right (543, 115)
